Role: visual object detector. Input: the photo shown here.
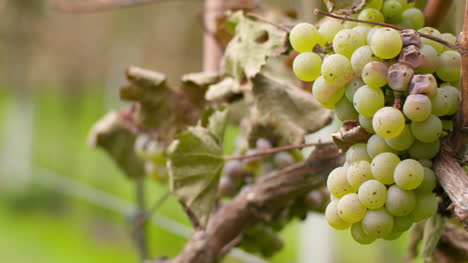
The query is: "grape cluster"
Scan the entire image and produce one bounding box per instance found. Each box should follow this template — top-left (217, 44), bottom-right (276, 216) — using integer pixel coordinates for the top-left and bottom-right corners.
top-left (289, 1), bottom-right (461, 244)
top-left (134, 134), bottom-right (168, 182)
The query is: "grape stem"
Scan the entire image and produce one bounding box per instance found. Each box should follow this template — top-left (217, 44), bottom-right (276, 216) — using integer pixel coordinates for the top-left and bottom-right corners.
top-left (393, 92), bottom-right (402, 110)
top-left (224, 142), bottom-right (333, 161)
top-left (313, 8), bottom-right (468, 55)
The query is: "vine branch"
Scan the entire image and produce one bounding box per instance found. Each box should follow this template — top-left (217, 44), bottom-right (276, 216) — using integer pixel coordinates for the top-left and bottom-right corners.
top-left (224, 142), bottom-right (333, 160)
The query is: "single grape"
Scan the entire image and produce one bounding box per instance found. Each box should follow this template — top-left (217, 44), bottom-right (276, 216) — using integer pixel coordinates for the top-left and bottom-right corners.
top-left (419, 27), bottom-right (444, 54)
top-left (353, 85), bottom-right (385, 117)
top-left (351, 222), bottom-right (376, 244)
top-left (414, 167), bottom-right (437, 194)
top-left (430, 87), bottom-right (460, 116)
top-left (366, 0), bottom-right (383, 10)
top-left (327, 167), bottom-right (355, 198)
top-left (441, 33), bottom-right (457, 51)
top-left (362, 61), bottom-right (388, 88)
top-left (345, 78), bottom-right (365, 101)
top-left (358, 8), bottom-right (384, 23)
top-left (394, 159), bottom-right (424, 190)
top-left (392, 214), bottom-right (414, 232)
top-left (256, 138), bottom-right (272, 151)
top-left (273, 152), bottom-right (295, 168)
top-left (333, 29), bottom-right (365, 58)
top-left (416, 44), bottom-right (438, 74)
top-left (312, 76), bottom-right (345, 109)
top-left (382, 1), bottom-right (403, 23)
top-left (289, 23), bottom-right (321, 53)
top-left (293, 52), bottom-right (322, 81)
top-left (384, 125), bottom-right (415, 151)
top-left (347, 143), bottom-right (372, 163)
top-left (383, 231), bottom-right (403, 240)
top-left (367, 26), bottom-right (382, 44)
top-left (359, 114), bottom-right (375, 133)
top-left (218, 175), bottom-right (237, 197)
top-left (367, 134), bottom-right (394, 158)
top-left (409, 74), bottom-right (438, 97)
top-left (321, 54), bottom-right (354, 85)
top-left (371, 152), bottom-right (400, 185)
top-left (370, 28), bottom-right (403, 59)
top-left (319, 20), bottom-right (344, 44)
top-left (361, 208), bottom-right (394, 238)
top-left (358, 179), bottom-right (387, 209)
top-left (399, 45), bottom-right (423, 68)
top-left (353, 25), bottom-right (373, 44)
top-left (326, 200), bottom-right (351, 230)
top-left (347, 160), bottom-right (373, 190)
top-left (436, 51), bottom-right (461, 82)
top-left (335, 97), bottom-right (359, 121)
top-left (411, 114), bottom-right (442, 143)
top-left (223, 160), bottom-right (246, 179)
top-left (351, 46), bottom-right (381, 76)
top-left (440, 86), bottom-right (460, 115)
top-left (400, 29), bottom-right (421, 46)
top-left (401, 8), bottom-right (424, 30)
top-left (411, 193), bottom-right (438, 222)
top-left (337, 193), bottom-right (367, 223)
top-left (386, 185), bottom-right (416, 216)
top-left (403, 94), bottom-right (432, 121)
top-left (372, 107), bottom-right (405, 139)
top-left (409, 140), bottom-right (440, 159)
top-left (387, 63), bottom-right (414, 92)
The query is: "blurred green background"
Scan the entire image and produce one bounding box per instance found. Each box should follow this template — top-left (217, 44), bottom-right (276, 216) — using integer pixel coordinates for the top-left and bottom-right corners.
top-left (0, 0), bottom-right (463, 263)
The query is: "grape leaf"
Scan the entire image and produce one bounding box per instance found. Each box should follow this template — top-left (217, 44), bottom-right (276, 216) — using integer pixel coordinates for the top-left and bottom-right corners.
top-left (167, 109), bottom-right (228, 226)
top-left (251, 73), bottom-right (332, 144)
top-left (222, 11), bottom-right (288, 82)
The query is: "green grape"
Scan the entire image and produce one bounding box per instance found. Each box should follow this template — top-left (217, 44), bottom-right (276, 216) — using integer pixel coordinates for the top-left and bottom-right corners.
top-left (430, 87), bottom-right (460, 116)
top-left (358, 8), bottom-right (385, 23)
top-left (365, 0), bottom-right (383, 10)
top-left (387, 63), bottom-right (414, 92)
top-left (367, 134), bottom-right (394, 158)
top-left (394, 159), bottom-right (424, 190)
top-left (347, 143), bottom-right (372, 163)
top-left (362, 61), bottom-right (388, 88)
top-left (343, 14), bottom-right (358, 29)
top-left (347, 161), bottom-right (373, 190)
top-left (353, 25), bottom-right (372, 44)
top-left (436, 51), bottom-right (461, 82)
top-left (383, 231), bottom-right (403, 240)
top-left (335, 97), bottom-right (359, 121)
top-left (440, 86), bottom-right (460, 115)
top-left (418, 159), bottom-right (433, 168)
top-left (393, 0), bottom-right (408, 9)
top-left (382, 1), bottom-right (403, 24)
top-left (419, 27), bottom-right (444, 54)
top-left (417, 44), bottom-right (438, 74)
top-left (392, 214), bottom-right (414, 232)
top-left (359, 114), bottom-right (375, 133)
top-left (351, 46), bottom-right (381, 76)
top-left (345, 79), bottom-right (365, 101)
top-left (401, 8), bottom-right (424, 30)
top-left (409, 140), bottom-right (440, 159)
top-left (370, 28), bottom-right (403, 59)
top-left (289, 23), bottom-right (321, 53)
top-left (326, 200), bottom-right (351, 229)
top-left (353, 85), bottom-right (385, 117)
top-left (441, 33), bottom-right (457, 51)
top-left (312, 76), bottom-right (345, 109)
top-left (319, 20), bottom-right (344, 44)
top-left (321, 54), bottom-right (354, 85)
top-left (293, 52), bottom-right (322, 81)
top-left (411, 114), bottom-right (442, 143)
top-left (351, 222), bottom-right (376, 244)
top-left (372, 107), bottom-right (405, 139)
top-left (412, 193), bottom-right (438, 222)
top-left (385, 185), bottom-right (416, 216)
top-left (403, 94), bottom-right (432, 121)
top-left (333, 29), bottom-right (365, 58)
top-left (415, 167), bottom-right (437, 193)
top-left (366, 26), bottom-right (382, 45)
top-left (337, 193), bottom-right (367, 223)
top-left (384, 125), bottom-right (415, 151)
top-left (361, 208), bottom-right (394, 238)
top-left (358, 179), bottom-right (387, 209)
top-left (327, 167), bottom-right (355, 198)
top-left (371, 152), bottom-right (400, 185)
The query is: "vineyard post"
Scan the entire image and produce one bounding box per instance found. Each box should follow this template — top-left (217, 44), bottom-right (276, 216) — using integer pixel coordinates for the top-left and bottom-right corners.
top-left (203, 0), bottom-right (224, 72)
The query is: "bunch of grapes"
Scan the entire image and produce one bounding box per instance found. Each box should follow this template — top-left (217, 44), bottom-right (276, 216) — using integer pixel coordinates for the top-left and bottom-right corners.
top-left (134, 134), bottom-right (168, 182)
top-left (289, 0), bottom-right (461, 244)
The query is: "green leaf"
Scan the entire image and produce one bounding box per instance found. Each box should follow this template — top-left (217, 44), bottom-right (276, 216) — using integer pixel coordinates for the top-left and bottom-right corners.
top-left (421, 214), bottom-right (447, 262)
top-left (222, 11), bottom-right (288, 82)
top-left (168, 110), bottom-right (228, 226)
top-left (252, 73), bottom-right (332, 144)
